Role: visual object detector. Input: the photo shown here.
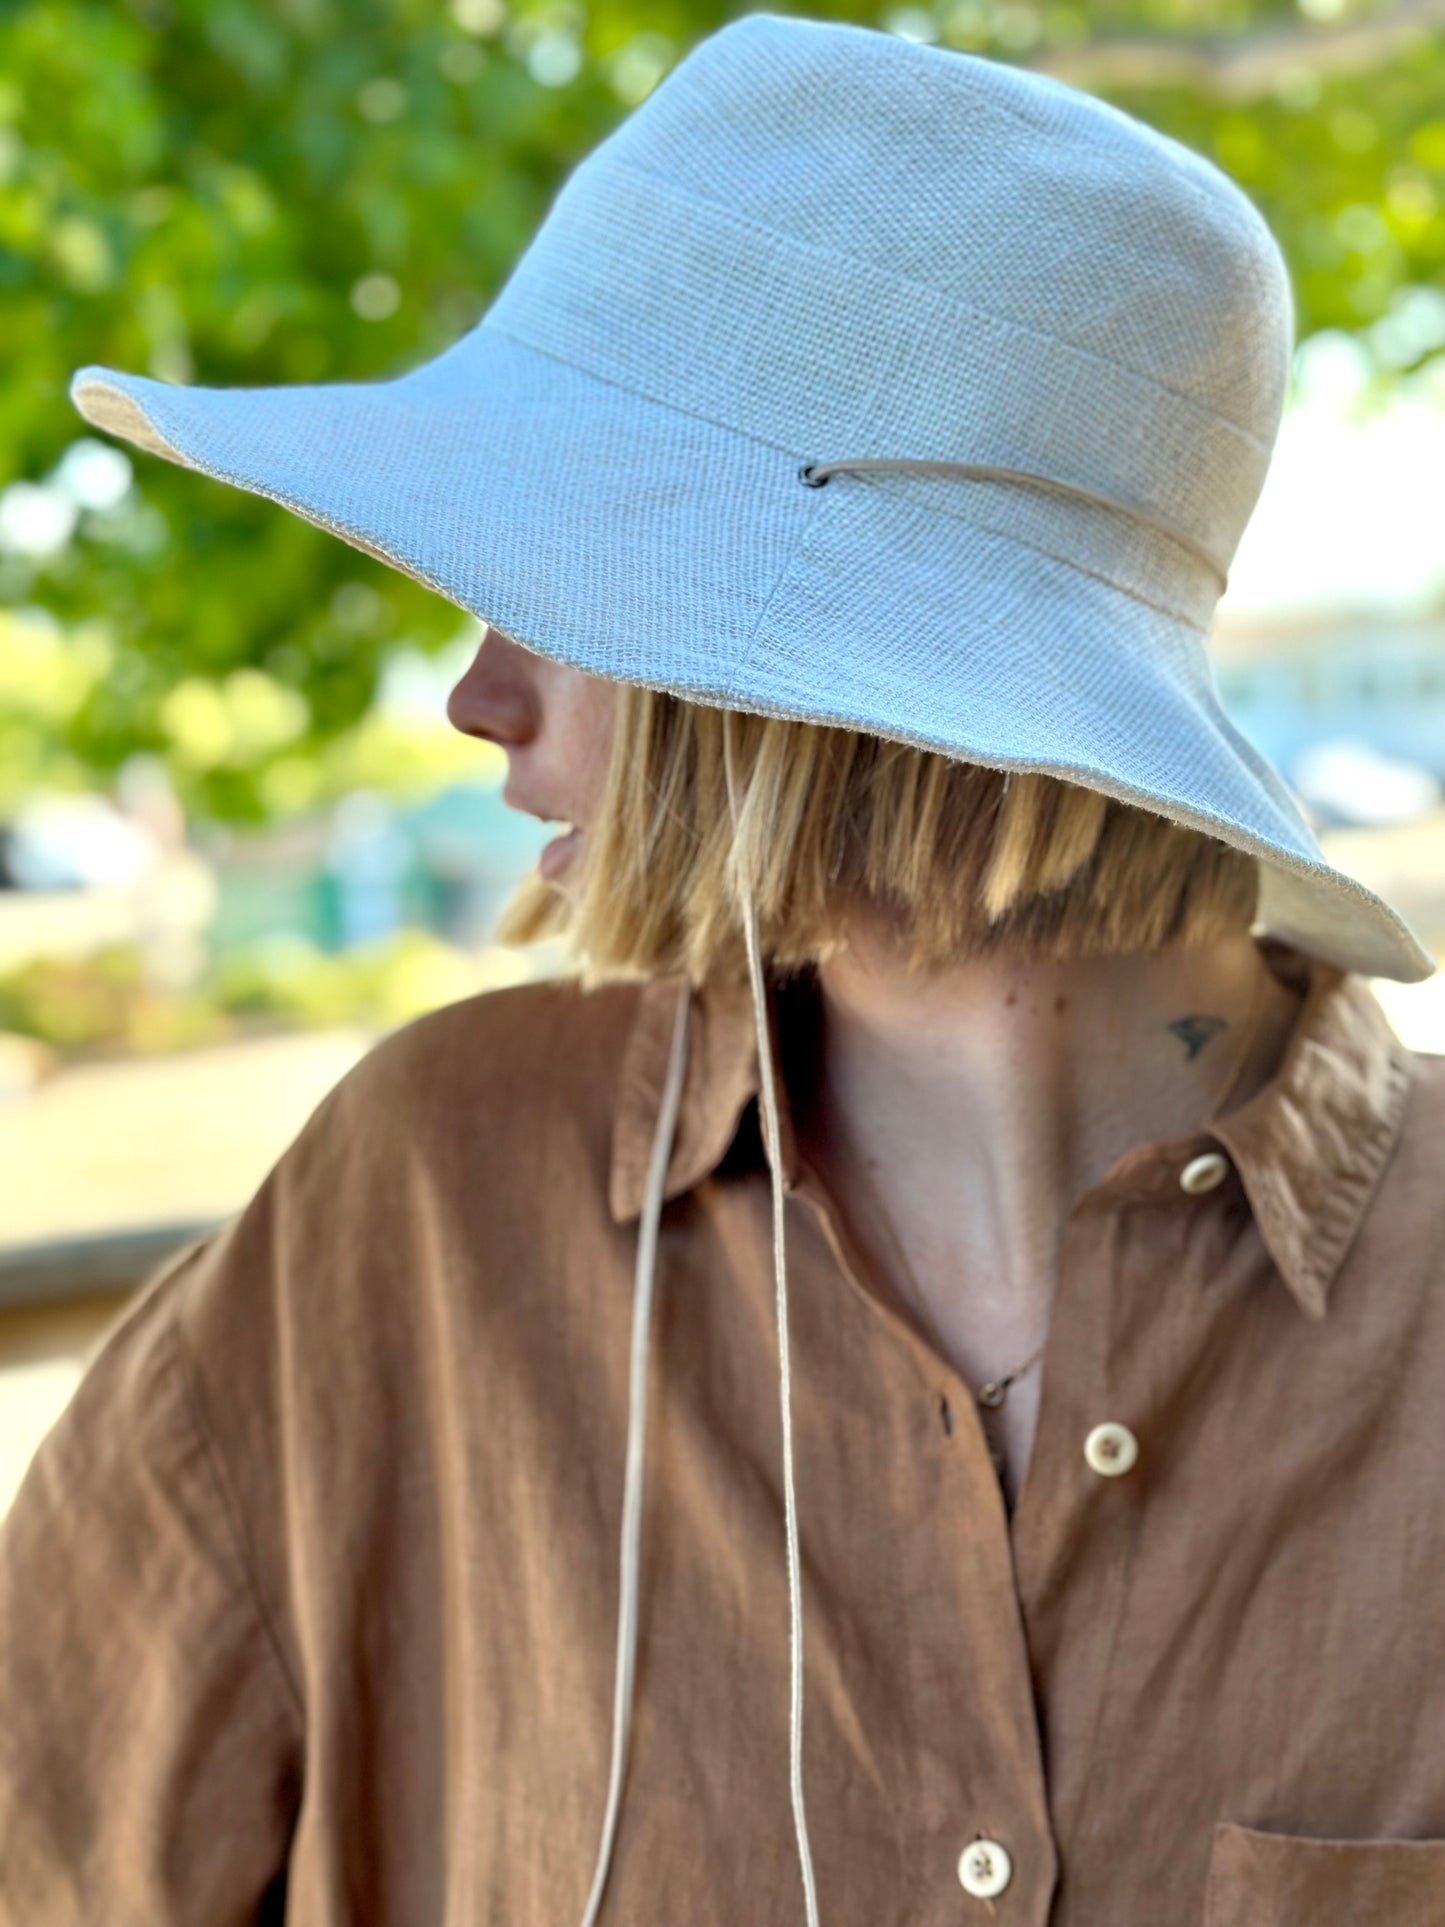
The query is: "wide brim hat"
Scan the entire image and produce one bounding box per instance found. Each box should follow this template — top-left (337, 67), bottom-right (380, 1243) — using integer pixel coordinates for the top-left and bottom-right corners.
top-left (71, 12), bottom-right (1434, 983)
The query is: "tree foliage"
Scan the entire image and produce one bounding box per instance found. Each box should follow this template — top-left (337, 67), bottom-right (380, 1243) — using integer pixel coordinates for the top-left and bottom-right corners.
top-left (2, 0), bottom-right (1443, 819)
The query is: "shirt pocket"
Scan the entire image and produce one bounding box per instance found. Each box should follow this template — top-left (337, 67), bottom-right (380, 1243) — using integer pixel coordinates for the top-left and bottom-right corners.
top-left (1205, 1820), bottom-right (1445, 1926)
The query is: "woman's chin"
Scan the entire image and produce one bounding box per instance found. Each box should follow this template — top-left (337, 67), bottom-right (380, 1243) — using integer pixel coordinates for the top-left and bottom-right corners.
top-left (539, 825), bottom-right (584, 882)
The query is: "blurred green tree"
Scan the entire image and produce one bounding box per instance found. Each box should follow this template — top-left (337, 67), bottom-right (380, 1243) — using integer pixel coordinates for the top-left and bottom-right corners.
top-left (2, 0), bottom-right (1443, 819)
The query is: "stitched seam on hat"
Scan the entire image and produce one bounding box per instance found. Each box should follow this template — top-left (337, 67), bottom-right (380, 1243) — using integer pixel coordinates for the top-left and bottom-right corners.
top-left (745, 12), bottom-right (1267, 267)
top-left (720, 496), bottom-right (1207, 712)
top-left (834, 475), bottom-right (1210, 626)
top-left (603, 157), bottom-right (1275, 449)
top-left (812, 19), bottom-right (1249, 184)
top-left (774, 22), bottom-right (1091, 147)
top-left (471, 319), bottom-right (842, 473)
top-left (455, 320), bottom-right (842, 708)
top-left (743, 16), bottom-right (1190, 158)
top-left (722, 492), bottom-right (840, 716)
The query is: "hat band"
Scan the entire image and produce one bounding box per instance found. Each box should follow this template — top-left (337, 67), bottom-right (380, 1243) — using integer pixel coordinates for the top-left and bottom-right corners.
top-left (798, 457), bottom-right (1228, 593)
top-left (483, 160), bottom-right (1270, 574)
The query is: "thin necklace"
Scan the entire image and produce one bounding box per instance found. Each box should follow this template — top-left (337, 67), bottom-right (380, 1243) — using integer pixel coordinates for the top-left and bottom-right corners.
top-left (832, 961), bottom-right (1273, 1423)
top-left (842, 1146), bottom-right (1044, 1416)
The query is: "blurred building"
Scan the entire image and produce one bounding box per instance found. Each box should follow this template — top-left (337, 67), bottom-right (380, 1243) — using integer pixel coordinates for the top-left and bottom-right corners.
top-left (201, 780), bottom-right (549, 957)
top-left (1215, 613), bottom-right (1445, 819)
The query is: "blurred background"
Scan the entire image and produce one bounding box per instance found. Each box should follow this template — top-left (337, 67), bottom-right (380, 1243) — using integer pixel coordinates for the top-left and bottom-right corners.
top-left (1, 0), bottom-right (1443, 1507)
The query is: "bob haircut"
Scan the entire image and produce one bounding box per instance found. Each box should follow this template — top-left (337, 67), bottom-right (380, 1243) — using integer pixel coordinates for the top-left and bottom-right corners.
top-left (494, 685), bottom-right (1260, 989)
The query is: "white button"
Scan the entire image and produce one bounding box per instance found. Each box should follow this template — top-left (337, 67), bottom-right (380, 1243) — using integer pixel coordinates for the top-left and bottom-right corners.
top-left (958, 1837), bottom-right (1012, 1899)
top-left (1179, 1150), bottom-right (1230, 1195)
top-left (1083, 1421), bottom-right (1138, 1477)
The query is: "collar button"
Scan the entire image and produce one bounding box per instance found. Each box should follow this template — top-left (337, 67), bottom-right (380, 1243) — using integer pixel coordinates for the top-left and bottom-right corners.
top-left (1179, 1149), bottom-right (1230, 1195)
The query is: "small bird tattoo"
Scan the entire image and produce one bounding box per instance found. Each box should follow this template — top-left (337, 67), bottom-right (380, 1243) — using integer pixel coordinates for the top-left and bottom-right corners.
top-left (1168, 1014), bottom-right (1227, 1060)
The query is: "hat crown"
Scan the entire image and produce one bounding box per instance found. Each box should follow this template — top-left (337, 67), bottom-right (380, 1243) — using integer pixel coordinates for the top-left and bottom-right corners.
top-left (606, 14), bottom-right (1294, 448)
top-left (481, 13), bottom-right (1294, 622)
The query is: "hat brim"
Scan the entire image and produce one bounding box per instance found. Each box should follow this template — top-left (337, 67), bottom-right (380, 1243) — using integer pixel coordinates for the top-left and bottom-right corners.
top-left (72, 329), bottom-right (1434, 983)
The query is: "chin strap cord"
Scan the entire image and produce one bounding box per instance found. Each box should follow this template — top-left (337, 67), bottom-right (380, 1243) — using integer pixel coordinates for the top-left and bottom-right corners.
top-left (578, 972), bottom-right (691, 1927)
top-left (724, 713), bottom-right (824, 1927)
top-left (797, 455), bottom-right (1228, 593)
top-left (579, 715), bottom-right (821, 1927)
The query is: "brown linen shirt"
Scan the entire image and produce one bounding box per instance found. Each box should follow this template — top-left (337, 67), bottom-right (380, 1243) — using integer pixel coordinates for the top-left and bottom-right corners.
top-left (3, 950), bottom-right (1445, 1926)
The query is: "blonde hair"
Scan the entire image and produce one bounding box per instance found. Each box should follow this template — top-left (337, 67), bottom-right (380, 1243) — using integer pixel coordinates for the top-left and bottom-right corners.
top-left (493, 685), bottom-right (1258, 988)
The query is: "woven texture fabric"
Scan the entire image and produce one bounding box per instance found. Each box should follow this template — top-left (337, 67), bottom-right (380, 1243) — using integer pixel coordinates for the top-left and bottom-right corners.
top-left (69, 12), bottom-right (1434, 982)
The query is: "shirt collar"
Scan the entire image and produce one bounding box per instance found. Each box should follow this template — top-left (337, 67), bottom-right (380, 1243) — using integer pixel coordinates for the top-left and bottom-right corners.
top-left (608, 967), bottom-right (801, 1227)
top-left (1206, 957), bottom-right (1414, 1318)
top-left (608, 951), bottom-right (1415, 1322)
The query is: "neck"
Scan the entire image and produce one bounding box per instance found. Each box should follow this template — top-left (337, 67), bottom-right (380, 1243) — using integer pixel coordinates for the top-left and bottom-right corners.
top-left (790, 921), bottom-right (1306, 1340)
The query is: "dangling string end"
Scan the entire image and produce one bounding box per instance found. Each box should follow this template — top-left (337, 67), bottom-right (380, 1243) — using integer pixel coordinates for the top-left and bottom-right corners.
top-left (722, 710), bottom-right (824, 1927)
top-left (577, 974), bottom-right (692, 1927)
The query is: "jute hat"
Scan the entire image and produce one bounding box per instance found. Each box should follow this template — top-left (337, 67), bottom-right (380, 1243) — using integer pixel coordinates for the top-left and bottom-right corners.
top-left (70, 12), bottom-right (1432, 982)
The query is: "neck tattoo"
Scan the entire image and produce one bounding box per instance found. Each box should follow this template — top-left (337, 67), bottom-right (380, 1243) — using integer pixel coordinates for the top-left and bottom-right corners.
top-left (1167, 1013), bottom-right (1227, 1061)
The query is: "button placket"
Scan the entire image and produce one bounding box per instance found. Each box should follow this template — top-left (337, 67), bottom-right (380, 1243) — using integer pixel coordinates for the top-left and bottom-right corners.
top-left (790, 1159), bottom-right (1020, 1519)
top-left (1007, 1191), bottom-right (1154, 1877)
top-left (786, 1163), bottom-right (1060, 1921)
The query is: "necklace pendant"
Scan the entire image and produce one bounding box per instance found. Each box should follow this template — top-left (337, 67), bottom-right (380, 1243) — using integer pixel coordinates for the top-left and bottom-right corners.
top-left (977, 1381), bottom-right (1007, 1410)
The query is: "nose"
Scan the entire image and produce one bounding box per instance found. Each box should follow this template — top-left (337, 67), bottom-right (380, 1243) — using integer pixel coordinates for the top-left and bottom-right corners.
top-left (445, 627), bottom-right (541, 747)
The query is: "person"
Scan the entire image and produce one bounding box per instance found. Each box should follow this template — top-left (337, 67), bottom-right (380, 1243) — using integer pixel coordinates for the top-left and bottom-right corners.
top-left (464, 629), bottom-right (1318, 1506)
top-left (4, 12), bottom-right (1444, 1926)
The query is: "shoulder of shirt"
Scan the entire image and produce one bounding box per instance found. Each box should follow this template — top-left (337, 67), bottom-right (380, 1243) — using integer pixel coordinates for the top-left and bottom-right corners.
top-left (322, 970), bottom-right (646, 1142)
top-left (161, 974), bottom-right (652, 1387)
top-left (1399, 1038), bottom-right (1445, 1125)
top-left (1377, 1037), bottom-right (1445, 1261)
top-left (267, 971), bottom-right (651, 1222)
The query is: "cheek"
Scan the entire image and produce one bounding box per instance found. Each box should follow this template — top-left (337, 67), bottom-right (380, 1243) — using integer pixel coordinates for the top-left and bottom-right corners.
top-left (585, 682), bottom-right (620, 793)
top-left (569, 679), bottom-right (619, 811)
